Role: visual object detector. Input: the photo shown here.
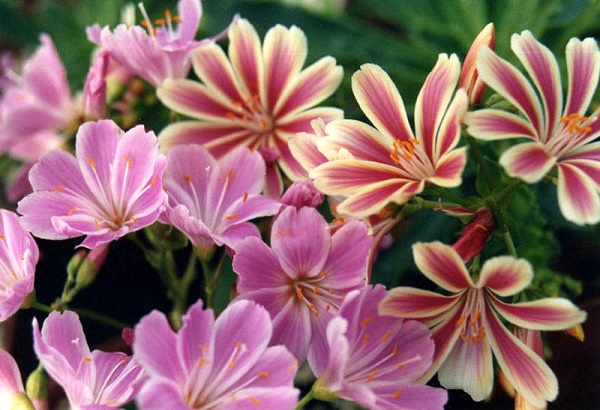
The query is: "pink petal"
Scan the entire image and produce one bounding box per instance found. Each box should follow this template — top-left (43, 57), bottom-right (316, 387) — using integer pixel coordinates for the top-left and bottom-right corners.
top-left (271, 298), bottom-right (312, 361)
top-left (336, 179), bottom-right (422, 218)
top-left (512, 31), bottom-right (562, 141)
top-left (484, 303), bottom-right (558, 408)
top-left (18, 191), bottom-right (83, 240)
top-left (557, 162), bottom-right (600, 224)
top-left (133, 310), bottom-right (185, 384)
top-left (233, 237), bottom-right (288, 292)
top-left (465, 109), bottom-right (538, 141)
top-left (564, 37), bottom-right (600, 116)
top-left (476, 46), bottom-right (544, 137)
top-left (0, 349), bottom-right (24, 394)
top-left (489, 294), bottom-right (586, 330)
top-left (319, 119), bottom-right (395, 163)
top-left (272, 133), bottom-right (309, 183)
top-left (437, 329), bottom-right (494, 401)
top-left (177, 299), bottom-right (215, 375)
top-left (414, 54), bottom-right (461, 160)
top-left (191, 42), bottom-right (244, 103)
top-left (412, 241), bottom-right (474, 292)
top-left (352, 64), bottom-right (415, 143)
top-left (228, 19), bottom-right (263, 98)
top-left (262, 24), bottom-right (307, 112)
top-left (499, 142), bottom-right (556, 183)
top-left (274, 56), bottom-right (343, 117)
top-left (429, 146), bottom-right (467, 187)
top-left (478, 256), bottom-right (533, 296)
top-left (321, 219), bottom-right (371, 289)
top-left (75, 120), bottom-right (120, 192)
top-left (380, 287), bottom-right (462, 319)
top-left (270, 207), bottom-right (328, 278)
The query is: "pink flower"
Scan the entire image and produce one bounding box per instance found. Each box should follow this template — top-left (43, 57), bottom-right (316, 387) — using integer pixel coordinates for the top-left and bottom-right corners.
top-left (133, 299), bottom-right (299, 409)
top-left (32, 310), bottom-right (144, 409)
top-left (0, 348), bottom-right (35, 409)
top-left (310, 285), bottom-right (448, 410)
top-left (310, 57), bottom-right (468, 218)
top-left (95, 0), bottom-right (204, 87)
top-left (157, 18), bottom-right (344, 197)
top-left (379, 241), bottom-right (587, 407)
top-left (17, 120), bottom-right (167, 249)
top-left (465, 31), bottom-right (600, 225)
top-left (232, 206), bottom-right (372, 362)
top-left (459, 23), bottom-right (495, 105)
top-left (160, 144), bottom-right (281, 255)
top-left (0, 209), bottom-right (38, 321)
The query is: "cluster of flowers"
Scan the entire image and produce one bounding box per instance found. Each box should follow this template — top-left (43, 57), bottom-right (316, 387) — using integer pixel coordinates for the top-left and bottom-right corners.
top-left (0, 0), bottom-right (596, 408)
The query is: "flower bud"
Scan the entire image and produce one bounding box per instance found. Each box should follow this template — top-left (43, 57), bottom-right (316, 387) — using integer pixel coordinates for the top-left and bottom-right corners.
top-left (25, 365), bottom-right (47, 404)
top-left (459, 23), bottom-right (495, 105)
top-left (73, 244), bottom-right (109, 291)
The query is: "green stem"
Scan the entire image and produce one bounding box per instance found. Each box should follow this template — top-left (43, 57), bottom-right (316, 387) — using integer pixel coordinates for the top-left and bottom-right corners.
top-left (486, 198), bottom-right (518, 257)
top-left (295, 391), bottom-right (315, 410)
top-left (32, 302), bottom-right (131, 329)
top-left (430, 187), bottom-right (471, 207)
top-left (200, 256), bottom-right (214, 308)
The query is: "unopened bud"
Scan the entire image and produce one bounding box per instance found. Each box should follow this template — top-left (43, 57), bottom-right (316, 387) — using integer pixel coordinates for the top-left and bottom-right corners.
top-left (25, 365), bottom-right (47, 403)
top-left (9, 393), bottom-right (35, 410)
top-left (74, 244), bottom-right (109, 290)
top-left (311, 377), bottom-right (339, 403)
top-left (565, 323), bottom-right (585, 342)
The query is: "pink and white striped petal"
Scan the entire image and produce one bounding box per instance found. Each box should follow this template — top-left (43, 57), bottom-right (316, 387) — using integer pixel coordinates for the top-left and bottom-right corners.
top-left (564, 37), bottom-right (600, 116)
top-left (310, 159), bottom-right (404, 196)
top-left (277, 107), bottom-right (343, 135)
top-left (228, 18), bottom-right (263, 98)
top-left (288, 133), bottom-right (327, 174)
top-left (319, 119), bottom-right (394, 163)
top-left (412, 241), bottom-right (474, 292)
top-left (157, 78), bottom-right (238, 121)
top-left (437, 329), bottom-right (494, 402)
top-left (191, 42), bottom-right (244, 103)
top-left (488, 294), bottom-right (586, 330)
top-left (262, 25), bottom-right (307, 112)
top-left (274, 56), bottom-right (343, 117)
top-left (556, 162), bottom-right (600, 225)
top-left (485, 303), bottom-right (558, 408)
top-left (499, 142), bottom-right (556, 183)
top-left (158, 122), bottom-right (254, 158)
top-left (465, 109), bottom-right (538, 141)
top-left (476, 46), bottom-right (544, 137)
top-left (352, 64), bottom-right (415, 143)
top-left (414, 54), bottom-right (461, 160)
top-left (477, 256), bottom-right (533, 296)
top-left (434, 89), bottom-right (468, 161)
top-left (428, 146), bottom-right (467, 187)
top-left (512, 31), bottom-right (562, 141)
top-left (379, 287), bottom-right (462, 319)
top-left (337, 179), bottom-right (421, 219)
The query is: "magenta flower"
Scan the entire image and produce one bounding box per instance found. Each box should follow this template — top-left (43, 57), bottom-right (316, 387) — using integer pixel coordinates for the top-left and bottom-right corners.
top-left (32, 310), bottom-right (144, 409)
top-left (133, 299), bottom-right (299, 409)
top-left (379, 241), bottom-right (587, 407)
top-left (232, 206), bottom-right (372, 362)
top-left (157, 18), bottom-right (344, 197)
top-left (0, 209), bottom-right (38, 322)
top-left (95, 0), bottom-right (204, 87)
top-left (310, 285), bottom-right (448, 410)
top-left (0, 348), bottom-right (34, 409)
top-left (310, 56), bottom-right (468, 218)
top-left (17, 120), bottom-right (167, 249)
top-left (465, 32), bottom-right (600, 225)
top-left (160, 144), bottom-right (281, 255)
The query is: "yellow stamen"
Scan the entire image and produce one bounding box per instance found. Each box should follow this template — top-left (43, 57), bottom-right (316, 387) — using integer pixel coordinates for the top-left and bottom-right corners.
top-left (67, 206), bottom-right (78, 216)
top-left (226, 214), bottom-right (239, 220)
top-left (87, 157), bottom-right (96, 168)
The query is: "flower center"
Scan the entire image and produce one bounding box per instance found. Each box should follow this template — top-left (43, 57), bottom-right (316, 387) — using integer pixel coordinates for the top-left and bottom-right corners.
top-left (547, 111), bottom-right (597, 156)
top-left (560, 113), bottom-right (592, 135)
top-left (390, 138), bottom-right (420, 164)
top-left (455, 288), bottom-right (486, 343)
top-left (291, 272), bottom-right (342, 318)
top-left (226, 94), bottom-right (275, 137)
top-left (138, 3), bottom-right (182, 37)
